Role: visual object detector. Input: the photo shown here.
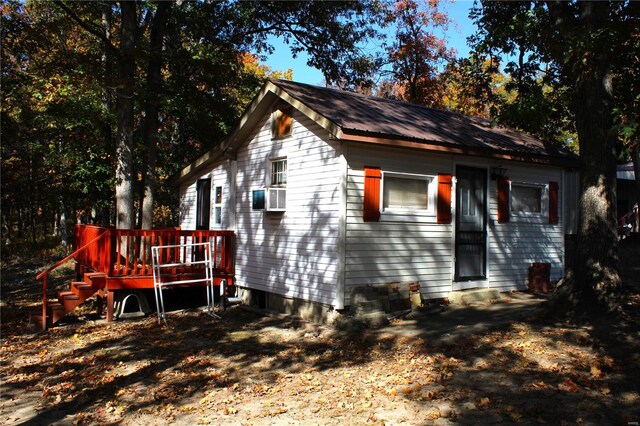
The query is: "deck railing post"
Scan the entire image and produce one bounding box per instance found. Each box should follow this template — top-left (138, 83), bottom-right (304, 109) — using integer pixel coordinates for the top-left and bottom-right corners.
top-left (42, 273), bottom-right (48, 330)
top-left (104, 230), bottom-right (113, 275)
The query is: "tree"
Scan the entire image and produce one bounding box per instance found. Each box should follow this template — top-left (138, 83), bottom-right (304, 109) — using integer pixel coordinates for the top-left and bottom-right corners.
top-left (139, 1), bottom-right (171, 230)
top-left (2, 0), bottom-right (113, 248)
top-left (469, 1), bottom-right (639, 316)
top-left (380, 0), bottom-right (454, 106)
top-left (50, 0), bottom-right (382, 229)
top-left (438, 56), bottom-right (503, 118)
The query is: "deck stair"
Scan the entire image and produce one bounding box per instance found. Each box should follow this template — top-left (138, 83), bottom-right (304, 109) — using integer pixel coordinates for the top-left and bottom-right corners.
top-left (31, 224), bottom-right (235, 330)
top-left (30, 273), bottom-right (106, 329)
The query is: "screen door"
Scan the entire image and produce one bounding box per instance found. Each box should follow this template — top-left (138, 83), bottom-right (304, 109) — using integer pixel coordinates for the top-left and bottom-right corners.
top-left (455, 166), bottom-right (487, 281)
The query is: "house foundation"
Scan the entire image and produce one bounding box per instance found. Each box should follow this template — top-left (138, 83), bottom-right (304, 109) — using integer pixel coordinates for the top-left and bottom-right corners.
top-left (237, 287), bottom-right (337, 324)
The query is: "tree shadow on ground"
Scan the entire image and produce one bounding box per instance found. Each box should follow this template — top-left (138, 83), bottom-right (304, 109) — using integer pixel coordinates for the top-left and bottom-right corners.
top-left (1, 244), bottom-right (639, 425)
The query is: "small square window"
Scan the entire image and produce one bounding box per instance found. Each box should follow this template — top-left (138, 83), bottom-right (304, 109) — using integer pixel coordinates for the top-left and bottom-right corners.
top-left (270, 158), bottom-right (287, 187)
top-left (272, 105), bottom-right (293, 138)
top-left (511, 185), bottom-right (542, 214)
top-left (509, 182), bottom-right (548, 222)
top-left (511, 184), bottom-right (542, 214)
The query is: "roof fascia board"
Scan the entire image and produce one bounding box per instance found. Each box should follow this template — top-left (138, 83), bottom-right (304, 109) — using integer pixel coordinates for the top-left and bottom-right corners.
top-left (224, 80), bottom-right (342, 152)
top-left (340, 132), bottom-right (580, 168)
top-left (265, 82), bottom-right (343, 140)
top-left (175, 143), bottom-right (224, 185)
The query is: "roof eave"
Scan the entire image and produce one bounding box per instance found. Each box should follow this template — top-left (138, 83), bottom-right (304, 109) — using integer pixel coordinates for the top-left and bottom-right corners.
top-left (338, 129), bottom-right (580, 168)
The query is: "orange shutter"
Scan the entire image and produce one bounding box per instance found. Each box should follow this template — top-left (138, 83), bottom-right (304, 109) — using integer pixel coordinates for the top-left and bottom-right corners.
top-left (437, 174), bottom-right (452, 224)
top-left (276, 111), bottom-right (292, 136)
top-left (497, 177), bottom-right (510, 223)
top-left (363, 167), bottom-right (381, 222)
top-left (549, 181), bottom-right (559, 224)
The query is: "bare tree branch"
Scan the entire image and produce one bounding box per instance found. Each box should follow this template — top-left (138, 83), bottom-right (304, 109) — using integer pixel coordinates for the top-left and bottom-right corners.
top-left (53, 0), bottom-right (119, 58)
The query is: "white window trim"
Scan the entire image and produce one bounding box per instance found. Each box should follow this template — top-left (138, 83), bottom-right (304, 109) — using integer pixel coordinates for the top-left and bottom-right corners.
top-left (380, 171), bottom-right (437, 222)
top-left (213, 185), bottom-right (223, 228)
top-left (509, 181), bottom-right (548, 223)
top-left (268, 156), bottom-right (288, 188)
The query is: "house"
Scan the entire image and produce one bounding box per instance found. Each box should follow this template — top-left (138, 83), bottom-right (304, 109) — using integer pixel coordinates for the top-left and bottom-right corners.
top-left (617, 161), bottom-right (639, 234)
top-left (176, 79), bottom-right (580, 320)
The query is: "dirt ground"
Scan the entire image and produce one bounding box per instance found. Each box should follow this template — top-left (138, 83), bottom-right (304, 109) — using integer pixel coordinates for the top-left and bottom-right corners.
top-left (1, 243), bottom-right (640, 425)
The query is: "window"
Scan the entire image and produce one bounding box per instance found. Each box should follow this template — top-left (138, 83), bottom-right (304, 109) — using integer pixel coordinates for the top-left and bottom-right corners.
top-left (512, 185), bottom-right (542, 214)
top-left (213, 186), bottom-right (223, 226)
top-left (510, 182), bottom-right (548, 220)
top-left (384, 176), bottom-right (429, 209)
top-left (270, 158), bottom-right (287, 186)
top-left (381, 172), bottom-right (436, 217)
top-left (272, 104), bottom-right (293, 138)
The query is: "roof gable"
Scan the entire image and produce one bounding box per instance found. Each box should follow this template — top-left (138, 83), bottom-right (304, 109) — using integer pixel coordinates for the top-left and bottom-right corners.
top-left (177, 79), bottom-right (578, 184)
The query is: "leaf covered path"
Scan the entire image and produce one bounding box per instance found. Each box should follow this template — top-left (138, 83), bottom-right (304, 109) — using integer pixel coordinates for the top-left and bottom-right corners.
top-left (2, 295), bottom-right (639, 425)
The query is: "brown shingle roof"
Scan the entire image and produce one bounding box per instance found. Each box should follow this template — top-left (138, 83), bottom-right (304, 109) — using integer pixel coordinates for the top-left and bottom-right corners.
top-left (270, 78), bottom-right (577, 162)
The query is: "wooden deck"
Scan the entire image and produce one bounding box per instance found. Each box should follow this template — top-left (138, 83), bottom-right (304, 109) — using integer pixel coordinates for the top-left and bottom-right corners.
top-left (33, 224), bottom-right (235, 329)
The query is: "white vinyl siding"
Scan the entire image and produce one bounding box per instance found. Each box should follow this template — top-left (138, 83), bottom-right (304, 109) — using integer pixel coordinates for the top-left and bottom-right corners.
top-left (179, 160), bottom-right (233, 230)
top-left (345, 144), bottom-right (454, 302)
top-left (234, 109), bottom-right (342, 306)
top-left (488, 164), bottom-right (564, 291)
top-left (179, 178), bottom-right (198, 231)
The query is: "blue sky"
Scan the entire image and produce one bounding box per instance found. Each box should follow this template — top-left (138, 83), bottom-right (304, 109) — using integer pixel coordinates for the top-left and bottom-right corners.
top-left (261, 1), bottom-right (477, 85)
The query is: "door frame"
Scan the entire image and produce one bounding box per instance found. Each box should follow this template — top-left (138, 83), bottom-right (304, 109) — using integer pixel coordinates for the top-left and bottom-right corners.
top-left (452, 163), bottom-right (490, 291)
top-left (195, 177), bottom-right (212, 230)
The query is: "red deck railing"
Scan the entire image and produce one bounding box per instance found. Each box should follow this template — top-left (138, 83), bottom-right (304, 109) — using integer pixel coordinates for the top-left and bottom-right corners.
top-left (35, 225), bottom-right (234, 329)
top-left (73, 224), bottom-right (235, 278)
top-left (618, 204), bottom-right (639, 237)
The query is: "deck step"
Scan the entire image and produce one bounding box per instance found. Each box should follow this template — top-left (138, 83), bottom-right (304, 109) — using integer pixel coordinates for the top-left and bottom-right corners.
top-left (59, 291), bottom-right (81, 311)
top-left (48, 301), bottom-right (66, 310)
top-left (58, 291), bottom-right (79, 300)
top-left (30, 302), bottom-right (67, 328)
top-left (83, 272), bottom-right (107, 290)
top-left (32, 273), bottom-right (104, 329)
top-left (71, 282), bottom-right (94, 297)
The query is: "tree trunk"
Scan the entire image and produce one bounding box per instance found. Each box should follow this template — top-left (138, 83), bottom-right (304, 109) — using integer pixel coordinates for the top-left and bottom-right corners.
top-left (59, 197), bottom-right (68, 253)
top-left (550, 1), bottom-right (622, 317)
top-left (101, 1), bottom-right (114, 226)
top-left (632, 147), bottom-right (640, 231)
top-left (115, 1), bottom-right (136, 229)
top-left (568, 3), bottom-right (621, 314)
top-left (139, 1), bottom-right (171, 230)
top-left (571, 69), bottom-right (621, 312)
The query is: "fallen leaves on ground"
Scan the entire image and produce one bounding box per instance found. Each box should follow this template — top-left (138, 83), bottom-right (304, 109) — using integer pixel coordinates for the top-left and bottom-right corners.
top-left (1, 307), bottom-right (639, 426)
top-left (1, 255), bottom-right (640, 425)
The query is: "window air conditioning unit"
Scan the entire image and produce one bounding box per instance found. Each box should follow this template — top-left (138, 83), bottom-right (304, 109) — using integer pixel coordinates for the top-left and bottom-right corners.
top-left (265, 187), bottom-right (286, 212)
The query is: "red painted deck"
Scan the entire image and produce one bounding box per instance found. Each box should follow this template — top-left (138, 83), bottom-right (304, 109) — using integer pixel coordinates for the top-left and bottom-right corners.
top-left (73, 224), bottom-right (235, 289)
top-left (33, 224), bottom-right (235, 329)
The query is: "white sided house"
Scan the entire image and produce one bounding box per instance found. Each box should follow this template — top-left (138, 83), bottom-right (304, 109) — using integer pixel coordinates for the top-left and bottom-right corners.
top-left (177, 79), bottom-right (579, 319)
